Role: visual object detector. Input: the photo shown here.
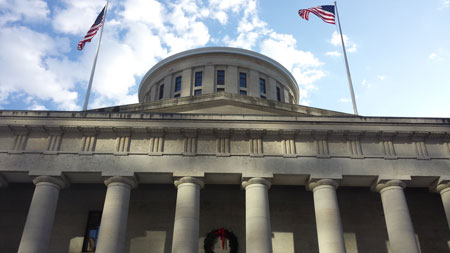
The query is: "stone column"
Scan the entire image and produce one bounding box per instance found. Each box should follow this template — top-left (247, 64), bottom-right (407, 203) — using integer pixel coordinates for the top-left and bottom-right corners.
top-left (436, 183), bottom-right (450, 230)
top-left (242, 178), bottom-right (273, 253)
top-left (376, 180), bottom-right (419, 253)
top-left (172, 177), bottom-right (204, 253)
top-left (309, 179), bottom-right (346, 253)
top-left (96, 176), bottom-right (137, 253)
top-left (18, 176), bottom-right (67, 253)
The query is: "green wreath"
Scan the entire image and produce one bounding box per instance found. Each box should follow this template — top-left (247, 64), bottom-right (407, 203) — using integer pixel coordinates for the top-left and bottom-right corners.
top-left (204, 228), bottom-right (238, 253)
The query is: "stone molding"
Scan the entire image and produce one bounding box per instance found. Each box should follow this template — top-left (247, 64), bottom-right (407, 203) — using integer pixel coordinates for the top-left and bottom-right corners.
top-left (174, 176), bottom-right (204, 189)
top-left (375, 179), bottom-right (406, 193)
top-left (308, 179), bottom-right (339, 191)
top-left (104, 176), bottom-right (138, 189)
top-left (241, 177), bottom-right (272, 189)
top-left (32, 175), bottom-right (68, 189)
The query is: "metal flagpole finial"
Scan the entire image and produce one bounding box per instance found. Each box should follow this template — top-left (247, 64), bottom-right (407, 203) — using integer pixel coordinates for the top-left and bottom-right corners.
top-left (334, 1), bottom-right (359, 115)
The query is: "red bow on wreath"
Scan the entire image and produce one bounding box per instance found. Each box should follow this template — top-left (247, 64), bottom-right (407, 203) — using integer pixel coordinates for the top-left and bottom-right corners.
top-left (215, 228), bottom-right (226, 249)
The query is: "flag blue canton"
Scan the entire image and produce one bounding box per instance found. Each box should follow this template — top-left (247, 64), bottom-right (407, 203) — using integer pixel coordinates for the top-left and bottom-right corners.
top-left (320, 5), bottom-right (335, 15)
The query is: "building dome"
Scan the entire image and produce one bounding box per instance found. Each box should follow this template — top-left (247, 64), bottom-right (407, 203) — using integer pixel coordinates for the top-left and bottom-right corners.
top-left (138, 47), bottom-right (299, 104)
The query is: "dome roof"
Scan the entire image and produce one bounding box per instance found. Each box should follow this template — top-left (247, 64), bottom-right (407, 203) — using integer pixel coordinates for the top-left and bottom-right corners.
top-left (138, 47), bottom-right (299, 104)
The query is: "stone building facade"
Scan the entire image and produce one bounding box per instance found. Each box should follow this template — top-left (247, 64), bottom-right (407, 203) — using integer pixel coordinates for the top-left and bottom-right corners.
top-left (0, 47), bottom-right (450, 253)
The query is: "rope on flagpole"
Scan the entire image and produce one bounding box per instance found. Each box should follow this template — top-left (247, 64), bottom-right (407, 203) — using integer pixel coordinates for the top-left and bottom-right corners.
top-left (334, 1), bottom-right (359, 115)
top-left (83, 0), bottom-right (110, 111)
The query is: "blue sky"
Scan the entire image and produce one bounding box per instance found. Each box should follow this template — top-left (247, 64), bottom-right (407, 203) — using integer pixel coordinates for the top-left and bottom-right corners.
top-left (0, 0), bottom-right (449, 117)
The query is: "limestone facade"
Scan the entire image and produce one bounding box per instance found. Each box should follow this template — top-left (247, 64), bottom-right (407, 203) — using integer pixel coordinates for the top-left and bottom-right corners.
top-left (0, 47), bottom-right (450, 253)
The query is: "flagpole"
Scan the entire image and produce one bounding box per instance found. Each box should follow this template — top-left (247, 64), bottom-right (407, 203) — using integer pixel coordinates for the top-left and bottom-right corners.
top-left (334, 1), bottom-right (358, 115)
top-left (83, 0), bottom-right (110, 111)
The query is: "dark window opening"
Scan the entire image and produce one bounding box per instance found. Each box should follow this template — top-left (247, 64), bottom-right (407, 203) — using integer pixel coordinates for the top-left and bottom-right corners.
top-left (194, 89), bottom-right (202, 96)
top-left (174, 94), bottom-right (180, 98)
top-left (175, 76), bottom-right (182, 92)
top-left (240, 90), bottom-right (247, 96)
top-left (82, 211), bottom-right (102, 252)
top-left (276, 86), bottom-right (282, 101)
top-left (260, 78), bottom-right (266, 94)
top-left (158, 84), bottom-right (164, 99)
top-left (217, 70), bottom-right (225, 85)
top-left (260, 95), bottom-right (266, 99)
top-left (239, 72), bottom-right (247, 88)
top-left (217, 88), bottom-right (225, 92)
top-left (195, 72), bottom-right (202, 87)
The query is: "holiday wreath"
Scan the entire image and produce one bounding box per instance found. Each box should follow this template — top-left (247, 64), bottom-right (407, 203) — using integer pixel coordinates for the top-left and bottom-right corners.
top-left (204, 228), bottom-right (238, 253)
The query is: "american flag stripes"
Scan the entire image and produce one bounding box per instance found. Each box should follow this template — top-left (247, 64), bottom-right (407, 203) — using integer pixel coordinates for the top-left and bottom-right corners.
top-left (78, 6), bottom-right (106, 50)
top-left (298, 5), bottom-right (335, 24)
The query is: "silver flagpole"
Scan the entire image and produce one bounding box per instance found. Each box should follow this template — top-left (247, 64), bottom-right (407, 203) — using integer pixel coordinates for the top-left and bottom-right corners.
top-left (83, 0), bottom-right (110, 111)
top-left (334, 1), bottom-right (359, 115)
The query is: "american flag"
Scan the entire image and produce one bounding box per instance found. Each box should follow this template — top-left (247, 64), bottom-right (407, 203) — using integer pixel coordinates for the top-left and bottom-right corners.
top-left (78, 6), bottom-right (106, 50)
top-left (298, 5), bottom-right (335, 25)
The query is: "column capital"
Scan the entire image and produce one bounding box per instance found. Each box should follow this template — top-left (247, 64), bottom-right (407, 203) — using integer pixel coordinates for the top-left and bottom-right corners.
top-left (32, 176), bottom-right (68, 189)
top-left (375, 179), bottom-right (406, 193)
top-left (241, 177), bottom-right (272, 189)
top-left (308, 179), bottom-right (339, 191)
top-left (174, 176), bottom-right (204, 189)
top-left (436, 182), bottom-right (450, 194)
top-left (104, 176), bottom-right (138, 189)
top-left (0, 174), bottom-right (7, 188)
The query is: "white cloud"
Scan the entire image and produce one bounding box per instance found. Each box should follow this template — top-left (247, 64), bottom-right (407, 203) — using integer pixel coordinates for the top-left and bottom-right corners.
top-left (339, 98), bottom-right (351, 103)
top-left (325, 51), bottom-right (340, 57)
top-left (0, 25), bottom-right (82, 110)
top-left (53, 0), bottom-right (106, 35)
top-left (429, 52), bottom-right (438, 60)
top-left (377, 75), bottom-right (385, 81)
top-left (441, 0), bottom-right (450, 8)
top-left (0, 0), bottom-right (49, 24)
top-left (330, 31), bottom-right (357, 53)
top-left (361, 79), bottom-right (371, 88)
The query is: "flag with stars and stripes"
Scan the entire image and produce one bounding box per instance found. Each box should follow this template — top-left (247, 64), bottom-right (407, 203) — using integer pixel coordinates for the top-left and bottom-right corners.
top-left (78, 6), bottom-right (106, 50)
top-left (298, 5), bottom-right (335, 24)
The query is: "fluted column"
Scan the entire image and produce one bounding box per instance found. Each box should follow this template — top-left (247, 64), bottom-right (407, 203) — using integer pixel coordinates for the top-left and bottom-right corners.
top-left (376, 180), bottom-right (419, 253)
top-left (436, 182), bottom-right (450, 230)
top-left (18, 176), bottom-right (67, 253)
top-left (172, 177), bottom-right (204, 253)
top-left (96, 176), bottom-right (137, 253)
top-left (309, 179), bottom-right (346, 253)
top-left (242, 178), bottom-right (273, 253)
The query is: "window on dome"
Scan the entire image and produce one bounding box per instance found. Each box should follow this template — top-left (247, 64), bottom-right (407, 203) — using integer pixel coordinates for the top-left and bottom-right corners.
top-left (217, 70), bottom-right (225, 85)
top-left (158, 84), bottom-right (164, 100)
top-left (194, 89), bottom-right (202, 96)
top-left (239, 72), bottom-right (247, 88)
top-left (175, 76), bottom-right (182, 92)
top-left (260, 78), bottom-right (266, 94)
top-left (276, 86), bottom-right (282, 101)
top-left (195, 72), bottom-right (203, 87)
